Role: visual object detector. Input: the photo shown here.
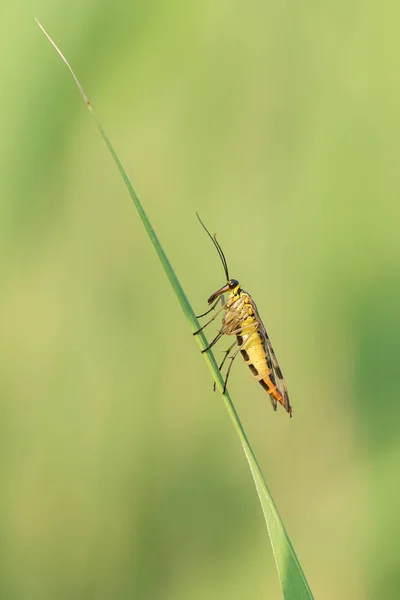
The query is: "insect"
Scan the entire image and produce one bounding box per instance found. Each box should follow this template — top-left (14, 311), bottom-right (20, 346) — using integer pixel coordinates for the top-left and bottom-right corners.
top-left (194, 214), bottom-right (292, 417)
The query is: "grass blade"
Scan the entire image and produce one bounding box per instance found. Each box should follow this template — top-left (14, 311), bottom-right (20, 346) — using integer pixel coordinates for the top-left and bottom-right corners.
top-left (35, 20), bottom-right (314, 599)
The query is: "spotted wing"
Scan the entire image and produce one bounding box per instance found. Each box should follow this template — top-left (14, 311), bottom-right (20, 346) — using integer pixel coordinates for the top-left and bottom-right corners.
top-left (249, 296), bottom-right (291, 413)
top-left (264, 335), bottom-right (291, 413)
top-left (262, 336), bottom-right (278, 411)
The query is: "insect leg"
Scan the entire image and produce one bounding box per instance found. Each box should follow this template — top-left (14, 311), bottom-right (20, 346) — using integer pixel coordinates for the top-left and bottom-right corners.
top-left (213, 341), bottom-right (236, 391)
top-left (221, 325), bottom-right (258, 394)
top-left (201, 330), bottom-right (225, 353)
top-left (222, 346), bottom-right (243, 394)
top-left (194, 313), bottom-right (222, 335)
top-left (196, 294), bottom-right (225, 319)
top-left (193, 301), bottom-right (227, 335)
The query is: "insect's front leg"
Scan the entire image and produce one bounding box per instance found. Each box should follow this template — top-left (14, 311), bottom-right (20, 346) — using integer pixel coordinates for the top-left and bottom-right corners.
top-left (195, 294), bottom-right (225, 319)
top-left (193, 296), bottom-right (226, 335)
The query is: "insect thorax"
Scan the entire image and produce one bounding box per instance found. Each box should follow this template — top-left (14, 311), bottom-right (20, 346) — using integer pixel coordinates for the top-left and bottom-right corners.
top-left (223, 290), bottom-right (256, 334)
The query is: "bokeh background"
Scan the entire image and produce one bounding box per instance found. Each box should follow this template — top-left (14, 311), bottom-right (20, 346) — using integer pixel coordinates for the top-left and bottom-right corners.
top-left (1, 2), bottom-right (399, 599)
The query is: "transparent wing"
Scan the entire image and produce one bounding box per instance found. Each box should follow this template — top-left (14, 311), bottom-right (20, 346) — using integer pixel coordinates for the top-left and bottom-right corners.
top-left (264, 335), bottom-right (291, 413)
top-left (263, 339), bottom-right (278, 411)
top-left (249, 297), bottom-right (291, 413)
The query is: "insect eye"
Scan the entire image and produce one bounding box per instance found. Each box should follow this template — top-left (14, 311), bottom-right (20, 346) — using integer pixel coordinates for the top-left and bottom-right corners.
top-left (229, 279), bottom-right (239, 288)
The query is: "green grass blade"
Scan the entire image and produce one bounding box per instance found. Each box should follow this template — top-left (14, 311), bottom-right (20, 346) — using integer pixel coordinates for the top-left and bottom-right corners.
top-left (35, 20), bottom-right (314, 599)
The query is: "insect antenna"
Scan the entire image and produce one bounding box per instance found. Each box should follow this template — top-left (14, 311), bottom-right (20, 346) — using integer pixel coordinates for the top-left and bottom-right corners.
top-left (196, 213), bottom-right (230, 280)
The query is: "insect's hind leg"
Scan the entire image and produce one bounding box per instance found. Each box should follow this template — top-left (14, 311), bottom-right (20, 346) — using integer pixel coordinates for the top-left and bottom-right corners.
top-left (220, 325), bottom-right (258, 394)
top-left (213, 341), bottom-right (236, 391)
top-left (221, 345), bottom-right (243, 394)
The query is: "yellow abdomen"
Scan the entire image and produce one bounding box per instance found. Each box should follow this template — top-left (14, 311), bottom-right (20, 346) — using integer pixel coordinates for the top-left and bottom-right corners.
top-left (237, 317), bottom-right (285, 409)
top-left (239, 328), bottom-right (269, 381)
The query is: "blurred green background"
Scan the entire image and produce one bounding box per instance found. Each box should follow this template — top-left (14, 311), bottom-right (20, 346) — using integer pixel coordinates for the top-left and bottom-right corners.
top-left (1, 1), bottom-right (399, 598)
